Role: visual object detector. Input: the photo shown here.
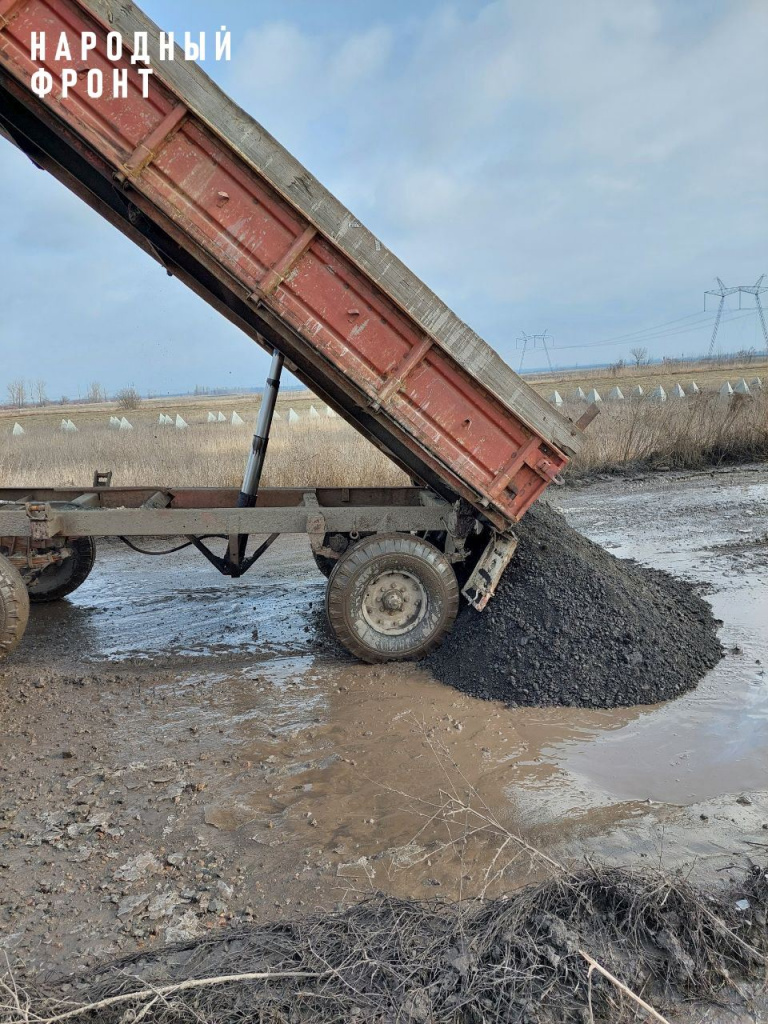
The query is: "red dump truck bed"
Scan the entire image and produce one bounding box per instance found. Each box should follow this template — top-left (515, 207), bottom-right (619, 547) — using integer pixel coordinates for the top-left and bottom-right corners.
top-left (0, 0), bottom-right (583, 531)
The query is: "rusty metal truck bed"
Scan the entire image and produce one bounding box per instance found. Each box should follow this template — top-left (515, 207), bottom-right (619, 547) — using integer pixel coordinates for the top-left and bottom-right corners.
top-left (0, 0), bottom-right (583, 533)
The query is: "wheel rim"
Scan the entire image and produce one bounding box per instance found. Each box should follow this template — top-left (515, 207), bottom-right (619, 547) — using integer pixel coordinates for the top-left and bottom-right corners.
top-left (361, 569), bottom-right (427, 637)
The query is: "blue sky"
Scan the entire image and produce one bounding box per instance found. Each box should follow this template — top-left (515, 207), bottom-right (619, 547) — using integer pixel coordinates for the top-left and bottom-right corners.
top-left (1, 0), bottom-right (766, 399)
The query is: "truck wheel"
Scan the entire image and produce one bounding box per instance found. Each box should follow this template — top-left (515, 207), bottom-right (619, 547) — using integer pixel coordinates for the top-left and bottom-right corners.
top-left (326, 533), bottom-right (459, 663)
top-left (0, 554), bottom-right (30, 658)
top-left (28, 537), bottom-right (96, 603)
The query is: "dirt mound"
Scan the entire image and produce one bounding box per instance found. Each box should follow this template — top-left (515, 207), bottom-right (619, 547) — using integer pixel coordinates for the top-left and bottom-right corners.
top-left (12, 864), bottom-right (767, 1024)
top-left (426, 502), bottom-right (722, 708)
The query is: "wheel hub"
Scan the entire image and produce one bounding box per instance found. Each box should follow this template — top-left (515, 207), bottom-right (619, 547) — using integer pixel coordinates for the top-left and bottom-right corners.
top-left (382, 592), bottom-right (404, 612)
top-left (361, 570), bottom-right (427, 636)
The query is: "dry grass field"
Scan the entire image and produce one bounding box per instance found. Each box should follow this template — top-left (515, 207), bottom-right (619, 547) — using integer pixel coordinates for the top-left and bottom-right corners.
top-left (567, 390), bottom-right (768, 476)
top-left (0, 414), bottom-right (407, 490)
top-left (0, 388), bottom-right (322, 434)
top-left (1, 362), bottom-right (766, 491)
top-left (526, 355), bottom-right (768, 402)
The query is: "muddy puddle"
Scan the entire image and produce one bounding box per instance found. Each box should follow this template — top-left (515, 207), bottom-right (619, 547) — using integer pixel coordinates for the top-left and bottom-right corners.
top-left (19, 536), bottom-right (333, 663)
top-left (1, 467), bottom-right (767, 974)
top-left (551, 468), bottom-right (768, 807)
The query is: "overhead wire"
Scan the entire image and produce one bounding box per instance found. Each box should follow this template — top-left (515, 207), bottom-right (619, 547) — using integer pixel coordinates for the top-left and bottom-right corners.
top-left (554, 308), bottom-right (759, 353)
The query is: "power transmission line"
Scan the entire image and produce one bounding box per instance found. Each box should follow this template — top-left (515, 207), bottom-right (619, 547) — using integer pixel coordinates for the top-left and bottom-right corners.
top-left (574, 309), bottom-right (712, 346)
top-left (705, 276), bottom-right (768, 357)
top-left (510, 280), bottom-right (765, 364)
top-left (553, 308), bottom-right (756, 352)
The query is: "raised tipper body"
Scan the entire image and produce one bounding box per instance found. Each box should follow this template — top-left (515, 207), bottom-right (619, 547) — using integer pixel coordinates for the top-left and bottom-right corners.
top-left (0, 0), bottom-right (583, 532)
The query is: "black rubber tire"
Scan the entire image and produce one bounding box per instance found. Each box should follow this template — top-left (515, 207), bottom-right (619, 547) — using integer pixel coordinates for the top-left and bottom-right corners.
top-left (0, 554), bottom-right (30, 658)
top-left (28, 536), bottom-right (96, 603)
top-left (325, 533), bottom-right (459, 663)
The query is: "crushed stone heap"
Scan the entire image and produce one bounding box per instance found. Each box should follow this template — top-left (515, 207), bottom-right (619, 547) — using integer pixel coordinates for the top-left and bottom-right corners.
top-left (426, 502), bottom-right (722, 708)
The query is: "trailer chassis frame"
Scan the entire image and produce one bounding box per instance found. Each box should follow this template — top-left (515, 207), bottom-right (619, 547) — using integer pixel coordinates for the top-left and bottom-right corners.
top-left (0, 485), bottom-right (460, 566)
top-left (0, 484), bottom-right (515, 609)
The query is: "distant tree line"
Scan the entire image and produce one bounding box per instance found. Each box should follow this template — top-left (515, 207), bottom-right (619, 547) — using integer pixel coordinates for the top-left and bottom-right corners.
top-left (6, 378), bottom-right (47, 407)
top-left (3, 379), bottom-right (145, 409)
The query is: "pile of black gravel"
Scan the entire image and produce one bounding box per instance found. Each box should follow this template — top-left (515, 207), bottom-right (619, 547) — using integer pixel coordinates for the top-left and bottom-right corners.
top-left (426, 502), bottom-right (722, 708)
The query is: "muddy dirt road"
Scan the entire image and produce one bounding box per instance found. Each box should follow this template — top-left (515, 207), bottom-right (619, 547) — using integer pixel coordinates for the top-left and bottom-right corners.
top-left (1, 466), bottom-right (766, 979)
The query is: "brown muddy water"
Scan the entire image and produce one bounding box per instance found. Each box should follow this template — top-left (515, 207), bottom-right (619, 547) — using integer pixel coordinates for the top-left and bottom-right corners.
top-left (1, 466), bottom-right (767, 977)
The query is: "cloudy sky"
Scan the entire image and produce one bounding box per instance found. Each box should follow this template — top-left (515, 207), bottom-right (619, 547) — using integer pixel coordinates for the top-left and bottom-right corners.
top-left (1, 0), bottom-right (766, 399)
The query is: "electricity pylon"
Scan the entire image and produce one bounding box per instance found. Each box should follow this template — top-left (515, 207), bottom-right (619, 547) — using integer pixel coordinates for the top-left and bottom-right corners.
top-left (705, 276), bottom-right (768, 357)
top-left (516, 331), bottom-right (554, 373)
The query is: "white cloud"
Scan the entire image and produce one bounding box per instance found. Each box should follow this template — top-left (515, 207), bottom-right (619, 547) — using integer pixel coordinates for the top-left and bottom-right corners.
top-left (229, 0), bottom-right (766, 314)
top-left (332, 25), bottom-right (393, 89)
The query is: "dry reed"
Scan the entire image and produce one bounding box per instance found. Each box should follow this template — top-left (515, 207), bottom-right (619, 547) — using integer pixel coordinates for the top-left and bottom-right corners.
top-left (569, 391), bottom-right (768, 477)
top-left (0, 418), bottom-right (407, 490)
top-left (2, 864), bottom-right (765, 1024)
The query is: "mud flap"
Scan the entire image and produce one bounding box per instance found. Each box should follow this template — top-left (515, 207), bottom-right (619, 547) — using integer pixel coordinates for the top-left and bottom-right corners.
top-left (461, 531), bottom-right (519, 611)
